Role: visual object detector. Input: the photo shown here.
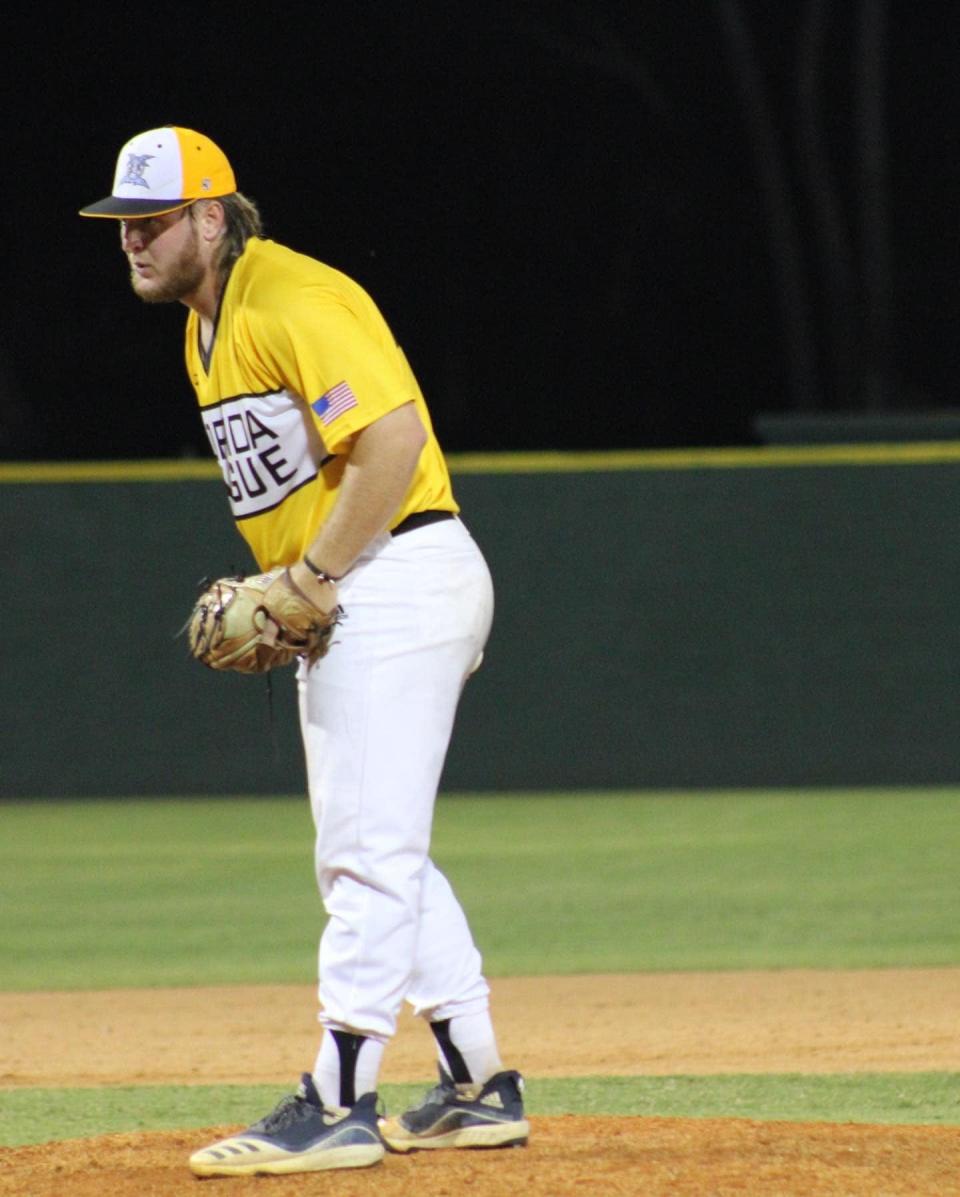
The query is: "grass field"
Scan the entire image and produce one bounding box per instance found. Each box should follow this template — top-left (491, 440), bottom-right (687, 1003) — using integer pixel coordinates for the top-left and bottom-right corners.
top-left (2, 787), bottom-right (960, 1145)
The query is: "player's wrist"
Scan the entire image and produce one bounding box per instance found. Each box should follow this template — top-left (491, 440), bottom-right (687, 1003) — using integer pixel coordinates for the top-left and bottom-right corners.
top-left (302, 554), bottom-right (341, 585)
top-left (286, 558), bottom-right (339, 614)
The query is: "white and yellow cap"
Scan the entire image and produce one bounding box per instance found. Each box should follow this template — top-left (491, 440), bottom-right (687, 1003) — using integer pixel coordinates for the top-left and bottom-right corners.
top-left (79, 126), bottom-right (236, 219)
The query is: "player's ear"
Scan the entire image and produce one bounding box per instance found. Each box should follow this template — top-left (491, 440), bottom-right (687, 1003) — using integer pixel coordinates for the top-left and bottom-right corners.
top-left (194, 199), bottom-right (226, 243)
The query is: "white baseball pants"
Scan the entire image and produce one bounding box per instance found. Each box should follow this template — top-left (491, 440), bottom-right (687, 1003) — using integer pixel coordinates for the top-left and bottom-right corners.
top-left (297, 516), bottom-right (495, 1041)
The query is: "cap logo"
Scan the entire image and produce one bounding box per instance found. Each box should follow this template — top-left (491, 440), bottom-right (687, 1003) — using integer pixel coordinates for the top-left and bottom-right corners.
top-left (118, 153), bottom-right (155, 190)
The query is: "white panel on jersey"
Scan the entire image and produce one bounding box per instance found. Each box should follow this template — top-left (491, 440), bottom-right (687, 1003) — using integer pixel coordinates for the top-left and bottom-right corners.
top-left (201, 389), bottom-right (326, 519)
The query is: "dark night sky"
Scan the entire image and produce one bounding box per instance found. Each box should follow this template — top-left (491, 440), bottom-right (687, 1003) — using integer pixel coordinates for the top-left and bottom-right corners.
top-left (1, 2), bottom-right (958, 460)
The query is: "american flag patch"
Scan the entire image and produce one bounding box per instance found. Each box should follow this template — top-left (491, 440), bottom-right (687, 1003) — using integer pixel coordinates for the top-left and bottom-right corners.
top-left (311, 381), bottom-right (359, 425)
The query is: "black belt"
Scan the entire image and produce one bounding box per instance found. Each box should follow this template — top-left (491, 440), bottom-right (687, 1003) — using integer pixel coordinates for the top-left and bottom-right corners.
top-left (392, 510), bottom-right (456, 536)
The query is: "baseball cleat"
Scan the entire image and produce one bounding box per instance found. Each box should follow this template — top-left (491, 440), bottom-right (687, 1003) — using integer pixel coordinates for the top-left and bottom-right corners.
top-left (379, 1067), bottom-right (530, 1152)
top-left (188, 1074), bottom-right (384, 1176)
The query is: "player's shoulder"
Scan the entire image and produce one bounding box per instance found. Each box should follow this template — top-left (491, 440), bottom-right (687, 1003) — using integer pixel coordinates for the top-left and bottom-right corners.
top-left (239, 238), bottom-right (352, 294)
top-left (232, 239), bottom-right (378, 336)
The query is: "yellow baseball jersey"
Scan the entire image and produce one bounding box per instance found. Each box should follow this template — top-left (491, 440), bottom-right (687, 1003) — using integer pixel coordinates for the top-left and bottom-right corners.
top-left (184, 237), bottom-right (458, 571)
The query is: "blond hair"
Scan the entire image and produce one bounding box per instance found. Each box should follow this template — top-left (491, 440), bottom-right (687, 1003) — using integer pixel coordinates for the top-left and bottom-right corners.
top-left (192, 192), bottom-right (264, 279)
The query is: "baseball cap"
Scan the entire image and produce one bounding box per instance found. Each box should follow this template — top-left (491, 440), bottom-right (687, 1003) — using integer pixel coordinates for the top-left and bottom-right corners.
top-left (79, 126), bottom-right (236, 219)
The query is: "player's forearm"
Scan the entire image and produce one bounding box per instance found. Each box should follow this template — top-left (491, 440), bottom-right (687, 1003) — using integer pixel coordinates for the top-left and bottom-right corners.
top-left (288, 401), bottom-right (427, 597)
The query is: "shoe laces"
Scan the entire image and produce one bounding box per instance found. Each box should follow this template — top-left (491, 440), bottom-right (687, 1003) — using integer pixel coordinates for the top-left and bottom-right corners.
top-left (411, 1074), bottom-right (458, 1110)
top-left (252, 1074), bottom-right (324, 1134)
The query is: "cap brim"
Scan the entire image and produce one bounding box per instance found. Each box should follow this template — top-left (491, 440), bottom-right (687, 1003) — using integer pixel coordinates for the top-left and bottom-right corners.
top-left (78, 196), bottom-right (193, 218)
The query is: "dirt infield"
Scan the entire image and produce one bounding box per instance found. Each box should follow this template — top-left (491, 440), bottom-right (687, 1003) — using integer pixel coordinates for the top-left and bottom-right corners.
top-left (3, 969), bottom-right (960, 1195)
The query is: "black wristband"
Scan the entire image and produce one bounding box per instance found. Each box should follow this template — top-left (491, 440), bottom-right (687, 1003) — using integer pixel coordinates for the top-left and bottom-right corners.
top-left (303, 554), bottom-right (340, 584)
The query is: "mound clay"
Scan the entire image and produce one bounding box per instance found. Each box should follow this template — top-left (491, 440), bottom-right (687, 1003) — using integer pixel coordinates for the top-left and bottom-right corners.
top-left (3, 969), bottom-right (960, 1195)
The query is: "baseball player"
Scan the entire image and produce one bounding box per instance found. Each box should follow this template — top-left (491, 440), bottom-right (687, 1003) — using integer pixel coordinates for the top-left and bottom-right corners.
top-left (79, 126), bottom-right (528, 1176)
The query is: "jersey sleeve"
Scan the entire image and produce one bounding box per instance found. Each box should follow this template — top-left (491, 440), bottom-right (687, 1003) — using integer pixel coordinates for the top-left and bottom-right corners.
top-left (252, 289), bottom-right (417, 455)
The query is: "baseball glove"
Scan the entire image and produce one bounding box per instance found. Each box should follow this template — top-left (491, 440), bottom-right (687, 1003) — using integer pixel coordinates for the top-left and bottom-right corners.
top-left (186, 568), bottom-right (340, 673)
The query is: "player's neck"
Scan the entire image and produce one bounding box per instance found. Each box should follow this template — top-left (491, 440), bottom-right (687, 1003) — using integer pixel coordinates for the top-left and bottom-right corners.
top-left (182, 265), bottom-right (224, 341)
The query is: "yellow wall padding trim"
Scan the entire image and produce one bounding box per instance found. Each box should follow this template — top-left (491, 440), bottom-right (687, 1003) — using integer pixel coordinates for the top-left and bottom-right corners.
top-left (4, 441), bottom-right (960, 484)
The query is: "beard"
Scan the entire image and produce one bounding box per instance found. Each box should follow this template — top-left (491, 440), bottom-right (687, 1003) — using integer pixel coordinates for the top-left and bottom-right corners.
top-left (128, 227), bottom-right (205, 304)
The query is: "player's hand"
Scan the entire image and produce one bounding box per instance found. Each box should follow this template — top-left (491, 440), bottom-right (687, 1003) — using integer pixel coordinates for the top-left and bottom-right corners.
top-left (186, 567), bottom-right (341, 673)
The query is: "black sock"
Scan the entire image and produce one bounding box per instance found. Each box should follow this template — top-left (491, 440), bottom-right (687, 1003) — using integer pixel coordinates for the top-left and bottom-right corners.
top-left (330, 1030), bottom-right (366, 1107)
top-left (429, 1018), bottom-right (472, 1083)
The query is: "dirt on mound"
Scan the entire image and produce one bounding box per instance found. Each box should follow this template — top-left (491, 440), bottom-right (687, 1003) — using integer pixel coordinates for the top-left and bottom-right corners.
top-left (2, 968), bottom-right (960, 1195)
top-left (4, 1118), bottom-right (960, 1197)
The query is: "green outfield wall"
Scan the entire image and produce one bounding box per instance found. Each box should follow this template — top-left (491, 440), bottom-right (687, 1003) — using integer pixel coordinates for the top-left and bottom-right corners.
top-left (4, 445), bottom-right (960, 798)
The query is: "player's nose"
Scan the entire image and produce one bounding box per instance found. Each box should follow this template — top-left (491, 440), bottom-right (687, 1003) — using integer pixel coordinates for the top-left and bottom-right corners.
top-left (119, 221), bottom-right (144, 253)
